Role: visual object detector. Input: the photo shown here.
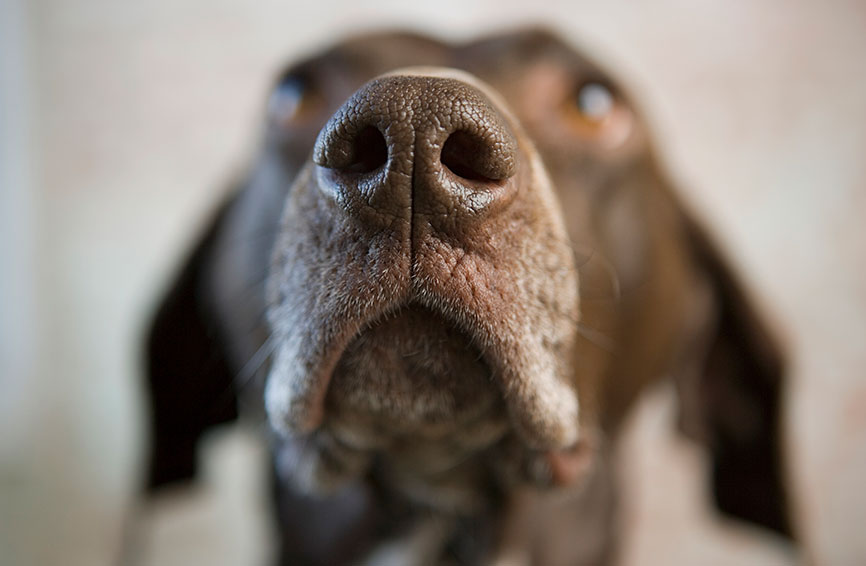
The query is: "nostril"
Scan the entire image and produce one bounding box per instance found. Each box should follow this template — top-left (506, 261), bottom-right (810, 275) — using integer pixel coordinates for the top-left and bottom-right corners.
top-left (441, 130), bottom-right (514, 183)
top-left (342, 126), bottom-right (388, 174)
top-left (441, 131), bottom-right (493, 182)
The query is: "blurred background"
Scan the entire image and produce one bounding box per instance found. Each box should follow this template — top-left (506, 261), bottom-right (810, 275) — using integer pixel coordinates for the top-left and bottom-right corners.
top-left (1, 0), bottom-right (864, 564)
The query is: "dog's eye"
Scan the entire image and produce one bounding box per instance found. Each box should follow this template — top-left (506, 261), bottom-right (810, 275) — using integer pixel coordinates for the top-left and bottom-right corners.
top-left (268, 74), bottom-right (316, 124)
top-left (563, 81), bottom-right (633, 147)
top-left (575, 82), bottom-right (614, 122)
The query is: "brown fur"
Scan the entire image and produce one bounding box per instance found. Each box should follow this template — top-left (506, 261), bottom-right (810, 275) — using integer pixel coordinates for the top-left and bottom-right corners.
top-left (145, 28), bottom-right (794, 565)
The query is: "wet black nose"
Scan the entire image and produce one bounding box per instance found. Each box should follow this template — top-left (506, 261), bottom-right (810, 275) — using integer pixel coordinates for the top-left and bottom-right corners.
top-left (313, 74), bottom-right (519, 224)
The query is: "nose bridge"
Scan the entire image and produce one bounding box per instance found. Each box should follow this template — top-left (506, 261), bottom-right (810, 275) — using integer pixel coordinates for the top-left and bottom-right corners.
top-left (313, 73), bottom-right (519, 225)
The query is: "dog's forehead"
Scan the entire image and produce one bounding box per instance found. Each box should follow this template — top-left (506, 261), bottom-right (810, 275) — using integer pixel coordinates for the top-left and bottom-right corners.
top-left (290, 29), bottom-right (603, 92)
top-left (284, 32), bottom-right (450, 89)
top-left (457, 29), bottom-right (602, 78)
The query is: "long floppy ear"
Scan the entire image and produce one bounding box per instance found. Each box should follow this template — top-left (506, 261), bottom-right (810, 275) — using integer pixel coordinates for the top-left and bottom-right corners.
top-left (144, 199), bottom-right (239, 490)
top-left (676, 222), bottom-right (794, 539)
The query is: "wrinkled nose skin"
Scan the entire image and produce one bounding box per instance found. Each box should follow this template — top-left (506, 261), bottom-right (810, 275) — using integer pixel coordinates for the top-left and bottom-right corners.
top-left (266, 69), bottom-right (581, 451)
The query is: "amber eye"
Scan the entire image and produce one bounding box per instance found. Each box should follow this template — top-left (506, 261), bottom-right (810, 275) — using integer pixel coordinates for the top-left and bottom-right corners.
top-left (563, 81), bottom-right (633, 147)
top-left (268, 74), bottom-right (317, 124)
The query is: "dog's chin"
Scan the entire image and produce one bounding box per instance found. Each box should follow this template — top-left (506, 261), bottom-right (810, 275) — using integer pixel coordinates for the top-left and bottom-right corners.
top-left (326, 304), bottom-right (507, 444)
top-left (272, 305), bottom-right (515, 501)
top-left (268, 305), bottom-right (595, 503)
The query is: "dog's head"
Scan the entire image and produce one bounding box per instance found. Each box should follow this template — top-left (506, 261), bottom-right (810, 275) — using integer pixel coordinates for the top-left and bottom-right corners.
top-left (145, 29), bottom-right (792, 538)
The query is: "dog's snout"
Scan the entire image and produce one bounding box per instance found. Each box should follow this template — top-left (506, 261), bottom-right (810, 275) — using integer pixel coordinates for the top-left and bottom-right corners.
top-left (313, 73), bottom-right (519, 221)
top-left (269, 68), bottom-right (580, 452)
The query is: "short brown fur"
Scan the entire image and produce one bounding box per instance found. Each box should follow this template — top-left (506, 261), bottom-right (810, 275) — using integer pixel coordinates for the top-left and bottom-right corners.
top-left (145, 28), bottom-right (794, 565)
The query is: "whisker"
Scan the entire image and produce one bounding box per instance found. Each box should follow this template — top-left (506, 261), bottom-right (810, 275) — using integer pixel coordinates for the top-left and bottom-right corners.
top-left (549, 299), bottom-right (618, 355)
top-left (565, 239), bottom-right (664, 303)
top-left (576, 323), bottom-right (616, 353)
top-left (233, 269), bottom-right (272, 306)
top-left (592, 252), bottom-right (621, 301)
top-left (570, 244), bottom-right (597, 271)
top-left (235, 333), bottom-right (279, 392)
top-left (567, 243), bottom-right (623, 300)
top-left (205, 332), bottom-right (278, 420)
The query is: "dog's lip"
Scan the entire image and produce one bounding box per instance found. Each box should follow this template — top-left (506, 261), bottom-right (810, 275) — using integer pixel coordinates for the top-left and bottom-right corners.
top-left (265, 301), bottom-right (398, 437)
top-left (266, 282), bottom-right (580, 451)
top-left (267, 298), bottom-right (485, 436)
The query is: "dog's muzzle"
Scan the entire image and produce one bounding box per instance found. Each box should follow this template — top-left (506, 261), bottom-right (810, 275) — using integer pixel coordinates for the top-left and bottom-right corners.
top-left (264, 68), bottom-right (582, 458)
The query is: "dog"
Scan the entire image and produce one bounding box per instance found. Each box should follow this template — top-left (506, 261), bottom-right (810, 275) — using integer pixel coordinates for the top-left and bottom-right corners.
top-left (144, 28), bottom-right (795, 565)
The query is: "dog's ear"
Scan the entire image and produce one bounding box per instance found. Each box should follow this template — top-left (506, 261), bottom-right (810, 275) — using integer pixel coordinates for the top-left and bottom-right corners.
top-left (144, 199), bottom-right (238, 490)
top-left (676, 220), bottom-right (794, 539)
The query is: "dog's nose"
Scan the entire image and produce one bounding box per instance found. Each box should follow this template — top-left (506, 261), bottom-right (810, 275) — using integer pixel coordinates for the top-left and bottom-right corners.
top-left (313, 73), bottom-right (519, 225)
